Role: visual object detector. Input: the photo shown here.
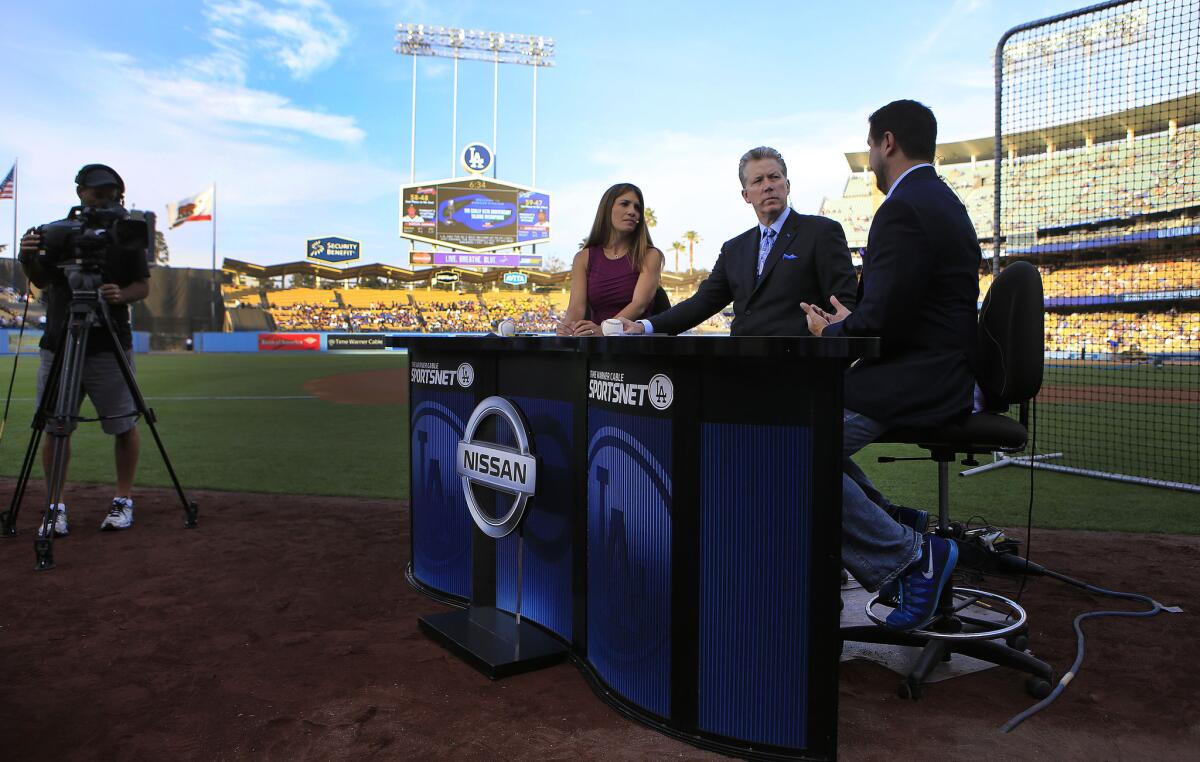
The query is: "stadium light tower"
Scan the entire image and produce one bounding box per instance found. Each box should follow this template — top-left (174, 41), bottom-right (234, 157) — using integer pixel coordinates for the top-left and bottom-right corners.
top-left (395, 24), bottom-right (556, 182)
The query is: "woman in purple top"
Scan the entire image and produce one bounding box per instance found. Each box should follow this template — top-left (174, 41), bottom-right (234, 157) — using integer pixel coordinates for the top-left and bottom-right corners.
top-left (557, 183), bottom-right (664, 337)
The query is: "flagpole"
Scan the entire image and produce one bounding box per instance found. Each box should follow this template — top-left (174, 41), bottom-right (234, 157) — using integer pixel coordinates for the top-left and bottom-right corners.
top-left (211, 183), bottom-right (218, 331)
top-left (10, 158), bottom-right (18, 291)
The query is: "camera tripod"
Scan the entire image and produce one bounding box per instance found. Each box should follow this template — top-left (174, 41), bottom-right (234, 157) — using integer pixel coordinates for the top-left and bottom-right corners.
top-left (0, 263), bottom-right (198, 570)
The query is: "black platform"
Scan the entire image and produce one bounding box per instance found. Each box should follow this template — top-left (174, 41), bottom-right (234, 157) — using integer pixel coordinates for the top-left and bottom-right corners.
top-left (418, 606), bottom-right (568, 680)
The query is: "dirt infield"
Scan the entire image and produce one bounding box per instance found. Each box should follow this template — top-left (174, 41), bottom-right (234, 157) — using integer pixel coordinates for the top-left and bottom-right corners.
top-left (303, 369), bottom-right (410, 406)
top-left (1, 480), bottom-right (1196, 760)
top-left (1038, 384), bottom-right (1197, 404)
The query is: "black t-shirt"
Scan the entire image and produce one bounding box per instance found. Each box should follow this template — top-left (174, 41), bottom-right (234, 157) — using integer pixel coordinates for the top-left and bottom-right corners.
top-left (39, 239), bottom-right (151, 355)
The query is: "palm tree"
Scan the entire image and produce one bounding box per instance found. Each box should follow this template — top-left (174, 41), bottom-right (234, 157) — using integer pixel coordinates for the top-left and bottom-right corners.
top-left (670, 241), bottom-right (685, 272)
top-left (683, 231), bottom-right (701, 273)
top-left (644, 207), bottom-right (658, 230)
top-left (578, 236), bottom-right (589, 251)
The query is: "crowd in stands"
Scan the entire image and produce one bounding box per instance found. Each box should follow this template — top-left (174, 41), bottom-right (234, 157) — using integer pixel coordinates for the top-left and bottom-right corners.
top-left (270, 304), bottom-right (348, 331)
top-left (978, 257), bottom-right (1199, 299)
top-left (1, 286), bottom-right (31, 327)
top-left (1046, 310), bottom-right (1199, 356)
top-left (254, 288), bottom-right (567, 334)
top-left (822, 123), bottom-right (1199, 245)
top-left (420, 300), bottom-right (492, 333)
top-left (485, 295), bottom-right (563, 333)
top-left (234, 253), bottom-right (1198, 357)
top-left (1042, 258), bottom-right (1198, 296)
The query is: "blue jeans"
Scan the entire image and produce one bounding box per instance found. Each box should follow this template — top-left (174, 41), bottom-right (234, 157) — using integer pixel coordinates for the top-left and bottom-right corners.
top-left (841, 410), bottom-right (922, 591)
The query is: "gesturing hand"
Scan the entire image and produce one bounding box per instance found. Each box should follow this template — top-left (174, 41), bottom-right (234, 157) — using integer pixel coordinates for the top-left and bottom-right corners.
top-left (801, 295), bottom-right (851, 337)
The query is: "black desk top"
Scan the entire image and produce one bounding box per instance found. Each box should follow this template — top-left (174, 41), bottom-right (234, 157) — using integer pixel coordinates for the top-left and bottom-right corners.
top-left (386, 333), bottom-right (878, 359)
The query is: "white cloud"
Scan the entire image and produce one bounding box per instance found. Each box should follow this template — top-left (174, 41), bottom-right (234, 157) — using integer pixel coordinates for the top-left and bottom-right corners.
top-left (120, 63), bottom-right (365, 143)
top-left (200, 0), bottom-right (352, 80)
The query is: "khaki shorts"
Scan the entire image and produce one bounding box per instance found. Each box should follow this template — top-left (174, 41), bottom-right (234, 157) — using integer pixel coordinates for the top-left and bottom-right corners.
top-left (35, 349), bottom-right (139, 435)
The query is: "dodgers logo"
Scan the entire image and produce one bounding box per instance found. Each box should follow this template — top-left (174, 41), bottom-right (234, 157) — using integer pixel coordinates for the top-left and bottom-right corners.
top-left (587, 424), bottom-right (672, 664)
top-left (410, 399), bottom-right (472, 593)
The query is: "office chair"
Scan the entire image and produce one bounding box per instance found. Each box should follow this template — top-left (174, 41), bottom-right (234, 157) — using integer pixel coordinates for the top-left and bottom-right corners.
top-left (840, 260), bottom-right (1055, 700)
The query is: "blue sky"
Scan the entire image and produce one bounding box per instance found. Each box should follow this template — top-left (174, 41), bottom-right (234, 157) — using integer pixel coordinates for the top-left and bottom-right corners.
top-left (0, 0), bottom-right (1085, 272)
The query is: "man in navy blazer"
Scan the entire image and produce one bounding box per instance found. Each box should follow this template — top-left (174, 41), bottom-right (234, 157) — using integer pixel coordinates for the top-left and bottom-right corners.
top-left (803, 100), bottom-right (980, 631)
top-left (619, 146), bottom-right (856, 336)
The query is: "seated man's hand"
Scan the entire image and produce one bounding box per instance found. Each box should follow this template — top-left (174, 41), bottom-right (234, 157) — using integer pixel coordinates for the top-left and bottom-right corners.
top-left (617, 317), bottom-right (644, 335)
top-left (801, 295), bottom-right (851, 337)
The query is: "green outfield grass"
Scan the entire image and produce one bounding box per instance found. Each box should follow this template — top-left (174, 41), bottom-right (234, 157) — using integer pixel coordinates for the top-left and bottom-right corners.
top-left (0, 352), bottom-right (1194, 533)
top-left (0, 353), bottom-right (409, 499)
top-left (1037, 360), bottom-right (1200, 486)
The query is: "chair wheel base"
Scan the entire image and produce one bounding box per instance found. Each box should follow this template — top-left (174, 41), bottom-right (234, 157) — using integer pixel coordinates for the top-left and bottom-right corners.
top-left (898, 679), bottom-right (923, 700)
top-left (1026, 676), bottom-right (1053, 699)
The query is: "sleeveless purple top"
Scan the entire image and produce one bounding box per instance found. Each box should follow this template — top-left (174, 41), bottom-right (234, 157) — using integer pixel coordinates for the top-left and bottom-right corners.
top-left (586, 247), bottom-right (645, 322)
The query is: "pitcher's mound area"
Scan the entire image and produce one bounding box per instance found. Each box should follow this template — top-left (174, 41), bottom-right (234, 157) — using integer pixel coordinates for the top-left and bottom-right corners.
top-left (1, 480), bottom-right (1196, 760)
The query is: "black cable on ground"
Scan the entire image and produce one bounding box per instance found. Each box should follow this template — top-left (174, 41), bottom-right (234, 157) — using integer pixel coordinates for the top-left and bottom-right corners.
top-left (1013, 399), bottom-right (1037, 608)
top-left (996, 554), bottom-right (1175, 733)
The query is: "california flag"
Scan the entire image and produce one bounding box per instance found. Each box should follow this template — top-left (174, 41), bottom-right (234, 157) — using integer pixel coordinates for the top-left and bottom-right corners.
top-left (166, 186), bottom-right (214, 229)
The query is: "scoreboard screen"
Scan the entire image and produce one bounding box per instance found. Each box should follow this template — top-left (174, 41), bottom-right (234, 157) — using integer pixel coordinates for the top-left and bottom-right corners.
top-left (401, 177), bottom-right (550, 252)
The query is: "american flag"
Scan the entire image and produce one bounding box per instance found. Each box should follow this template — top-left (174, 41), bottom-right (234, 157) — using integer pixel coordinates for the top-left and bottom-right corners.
top-left (0, 165), bottom-right (14, 200)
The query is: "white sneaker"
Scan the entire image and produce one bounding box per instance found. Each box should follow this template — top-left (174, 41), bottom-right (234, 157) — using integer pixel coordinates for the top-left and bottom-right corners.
top-left (37, 504), bottom-right (69, 537)
top-left (100, 497), bottom-right (134, 531)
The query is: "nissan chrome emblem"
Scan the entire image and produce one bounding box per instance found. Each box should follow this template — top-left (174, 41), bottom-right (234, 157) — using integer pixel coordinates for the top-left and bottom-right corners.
top-left (456, 396), bottom-right (537, 538)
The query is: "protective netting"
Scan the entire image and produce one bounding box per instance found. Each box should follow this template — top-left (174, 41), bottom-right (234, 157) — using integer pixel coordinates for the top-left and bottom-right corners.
top-left (996, 0), bottom-right (1199, 489)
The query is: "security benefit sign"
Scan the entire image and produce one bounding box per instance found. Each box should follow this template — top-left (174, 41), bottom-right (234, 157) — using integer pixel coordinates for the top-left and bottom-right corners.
top-left (400, 177), bottom-right (551, 253)
top-left (307, 236), bottom-right (361, 265)
top-left (456, 397), bottom-right (538, 539)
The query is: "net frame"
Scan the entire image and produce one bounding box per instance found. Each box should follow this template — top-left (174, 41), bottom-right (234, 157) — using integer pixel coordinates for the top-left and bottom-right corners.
top-left (992, 0), bottom-right (1199, 491)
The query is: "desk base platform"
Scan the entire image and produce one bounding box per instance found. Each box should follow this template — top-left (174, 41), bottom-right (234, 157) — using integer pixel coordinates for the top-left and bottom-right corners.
top-left (419, 607), bottom-right (568, 680)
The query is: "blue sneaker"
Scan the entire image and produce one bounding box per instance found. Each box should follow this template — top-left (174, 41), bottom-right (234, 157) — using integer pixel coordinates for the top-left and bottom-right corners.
top-left (884, 535), bottom-right (958, 631)
top-left (876, 507), bottom-right (930, 606)
top-left (891, 505), bottom-right (929, 534)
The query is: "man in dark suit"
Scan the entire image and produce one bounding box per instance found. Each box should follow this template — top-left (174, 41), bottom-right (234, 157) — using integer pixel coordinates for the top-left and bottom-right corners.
top-left (619, 146), bottom-right (856, 336)
top-left (803, 100), bottom-right (979, 630)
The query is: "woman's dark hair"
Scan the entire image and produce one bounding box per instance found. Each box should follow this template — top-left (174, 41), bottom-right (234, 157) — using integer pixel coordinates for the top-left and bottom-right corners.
top-left (582, 182), bottom-right (655, 271)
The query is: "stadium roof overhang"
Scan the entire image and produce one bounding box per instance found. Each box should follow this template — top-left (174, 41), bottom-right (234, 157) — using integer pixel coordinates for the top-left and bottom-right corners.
top-left (844, 92), bottom-right (1200, 168)
top-left (223, 258), bottom-right (711, 290)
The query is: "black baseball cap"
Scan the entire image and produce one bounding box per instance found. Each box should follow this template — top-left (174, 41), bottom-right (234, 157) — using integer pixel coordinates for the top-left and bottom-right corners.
top-left (75, 164), bottom-right (125, 192)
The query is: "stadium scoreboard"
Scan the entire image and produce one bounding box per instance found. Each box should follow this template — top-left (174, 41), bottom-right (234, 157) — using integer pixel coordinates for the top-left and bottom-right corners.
top-left (401, 177), bottom-right (551, 253)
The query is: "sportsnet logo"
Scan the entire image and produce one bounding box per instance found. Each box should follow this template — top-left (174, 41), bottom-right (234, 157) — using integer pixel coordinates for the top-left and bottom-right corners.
top-left (411, 361), bottom-right (475, 388)
top-left (588, 370), bottom-right (674, 410)
top-left (258, 333), bottom-right (320, 351)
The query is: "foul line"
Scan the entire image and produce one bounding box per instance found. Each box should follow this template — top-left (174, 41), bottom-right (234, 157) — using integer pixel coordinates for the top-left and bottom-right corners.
top-left (7, 395), bottom-right (319, 402)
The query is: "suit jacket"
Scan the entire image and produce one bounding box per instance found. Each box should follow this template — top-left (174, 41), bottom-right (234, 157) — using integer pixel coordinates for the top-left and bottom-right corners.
top-left (825, 166), bottom-right (981, 428)
top-left (649, 209), bottom-right (857, 337)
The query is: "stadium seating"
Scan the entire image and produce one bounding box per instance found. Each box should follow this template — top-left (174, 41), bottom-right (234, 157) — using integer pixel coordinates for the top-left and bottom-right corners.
top-left (1044, 310), bottom-right (1198, 356)
top-left (821, 124), bottom-right (1199, 245)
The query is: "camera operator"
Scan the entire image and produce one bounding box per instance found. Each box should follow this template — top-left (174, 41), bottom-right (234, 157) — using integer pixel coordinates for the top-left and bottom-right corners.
top-left (18, 164), bottom-right (150, 536)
